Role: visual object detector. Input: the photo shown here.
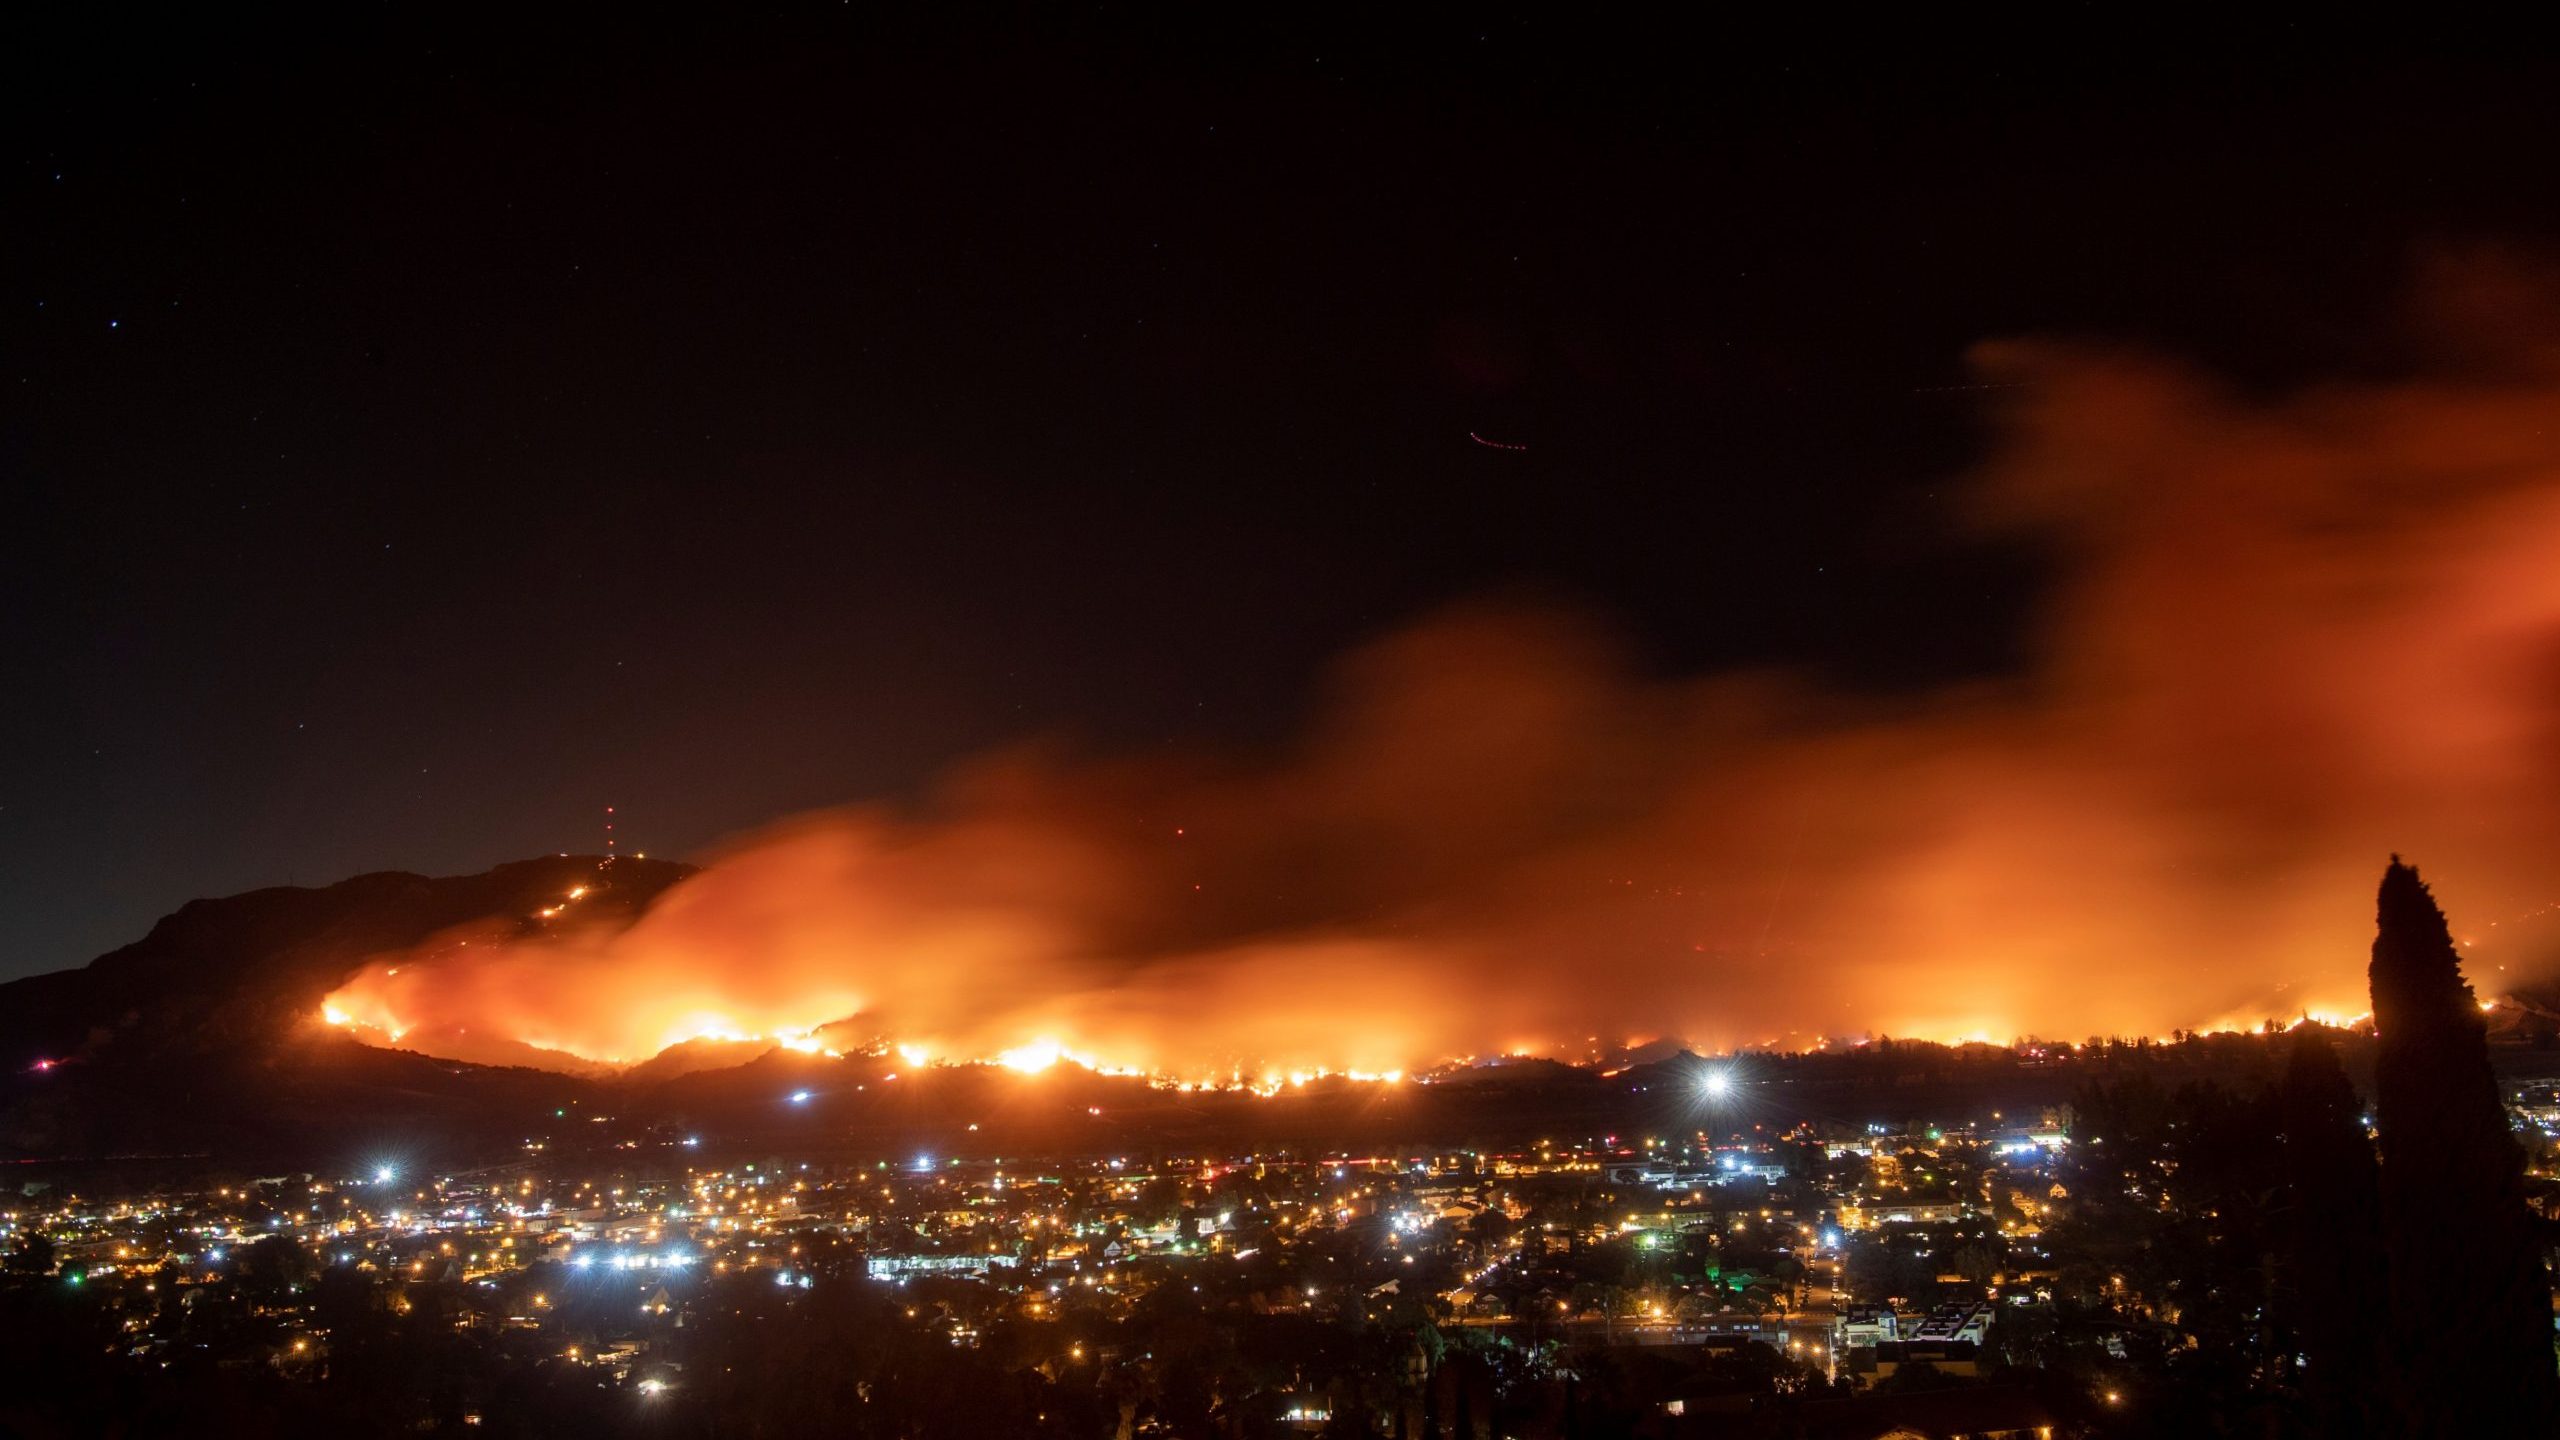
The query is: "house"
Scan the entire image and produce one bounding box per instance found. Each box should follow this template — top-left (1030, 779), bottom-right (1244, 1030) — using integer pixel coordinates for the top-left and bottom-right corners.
top-left (1908, 1303), bottom-right (1994, 1346)
top-left (1866, 1339), bottom-right (1984, 1381)
top-left (1833, 1304), bottom-right (1898, 1351)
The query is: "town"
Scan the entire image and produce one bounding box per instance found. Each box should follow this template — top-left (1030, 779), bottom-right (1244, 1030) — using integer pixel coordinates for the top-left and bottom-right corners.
top-left (9, 1056), bottom-right (2555, 1438)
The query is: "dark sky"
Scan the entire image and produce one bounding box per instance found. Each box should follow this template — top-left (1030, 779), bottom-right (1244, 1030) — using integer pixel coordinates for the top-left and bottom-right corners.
top-left (8, 10), bottom-right (2558, 979)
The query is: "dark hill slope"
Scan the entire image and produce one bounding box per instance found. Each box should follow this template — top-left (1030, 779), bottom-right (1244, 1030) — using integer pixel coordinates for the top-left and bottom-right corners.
top-left (0, 856), bottom-right (689, 1166)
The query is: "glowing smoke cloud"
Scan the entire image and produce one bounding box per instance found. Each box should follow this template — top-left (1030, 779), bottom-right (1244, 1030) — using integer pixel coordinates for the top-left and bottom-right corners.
top-left (328, 262), bottom-right (2560, 1075)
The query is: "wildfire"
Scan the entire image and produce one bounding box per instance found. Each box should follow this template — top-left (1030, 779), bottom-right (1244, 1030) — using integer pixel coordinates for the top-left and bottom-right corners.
top-left (995, 1040), bottom-right (1067, 1074)
top-left (314, 280), bottom-right (2560, 1079)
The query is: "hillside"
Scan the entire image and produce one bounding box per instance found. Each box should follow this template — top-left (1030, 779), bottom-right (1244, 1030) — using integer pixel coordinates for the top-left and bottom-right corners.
top-left (0, 855), bottom-right (690, 1166)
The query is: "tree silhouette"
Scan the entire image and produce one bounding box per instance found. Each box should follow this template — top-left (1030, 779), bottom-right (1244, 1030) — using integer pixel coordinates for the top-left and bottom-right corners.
top-left (3, 1232), bottom-right (56, 1277)
top-left (238, 1233), bottom-right (317, 1303)
top-left (2368, 859), bottom-right (2559, 1435)
top-left (2274, 1024), bottom-right (2391, 1435)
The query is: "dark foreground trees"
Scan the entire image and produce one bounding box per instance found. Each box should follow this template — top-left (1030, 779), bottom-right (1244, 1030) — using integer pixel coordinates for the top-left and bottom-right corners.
top-left (2368, 860), bottom-right (2560, 1436)
top-left (2047, 860), bottom-right (2560, 1435)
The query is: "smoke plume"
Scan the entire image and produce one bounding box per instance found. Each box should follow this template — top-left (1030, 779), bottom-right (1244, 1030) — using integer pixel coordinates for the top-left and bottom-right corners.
top-left (328, 264), bottom-right (2560, 1074)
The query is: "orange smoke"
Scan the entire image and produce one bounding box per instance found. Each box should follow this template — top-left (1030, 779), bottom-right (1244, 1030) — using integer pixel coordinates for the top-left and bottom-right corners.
top-left (327, 263), bottom-right (2560, 1075)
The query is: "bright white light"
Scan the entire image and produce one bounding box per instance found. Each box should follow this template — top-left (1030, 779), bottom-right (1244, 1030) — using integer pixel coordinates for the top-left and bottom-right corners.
top-left (788, 1090), bottom-right (812, 1105)
top-left (1701, 1070), bottom-right (1733, 1099)
top-left (374, 1165), bottom-right (398, 1184)
top-left (639, 1378), bottom-right (668, 1397)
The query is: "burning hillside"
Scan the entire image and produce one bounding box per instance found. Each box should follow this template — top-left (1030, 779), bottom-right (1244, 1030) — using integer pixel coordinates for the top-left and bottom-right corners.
top-left (323, 277), bottom-right (2560, 1078)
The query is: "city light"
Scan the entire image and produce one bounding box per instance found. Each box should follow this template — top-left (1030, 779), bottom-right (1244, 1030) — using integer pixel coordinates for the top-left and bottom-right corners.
top-left (25, 1070), bottom-right (2552, 1431)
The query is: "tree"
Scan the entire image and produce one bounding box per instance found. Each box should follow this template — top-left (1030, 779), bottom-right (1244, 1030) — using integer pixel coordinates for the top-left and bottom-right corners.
top-left (1948, 1241), bottom-right (1999, 1292)
top-left (3, 1232), bottom-right (56, 1277)
top-left (2368, 859), bottom-right (2560, 1435)
top-left (2274, 1024), bottom-right (2391, 1436)
top-left (238, 1233), bottom-right (317, 1302)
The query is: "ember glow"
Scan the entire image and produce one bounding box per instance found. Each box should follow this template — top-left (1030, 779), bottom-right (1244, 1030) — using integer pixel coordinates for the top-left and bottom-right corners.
top-left (325, 276), bottom-right (2560, 1076)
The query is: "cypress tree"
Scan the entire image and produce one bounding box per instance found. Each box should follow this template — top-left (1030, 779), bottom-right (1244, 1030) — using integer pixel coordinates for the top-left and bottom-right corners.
top-left (2368, 859), bottom-right (2558, 1434)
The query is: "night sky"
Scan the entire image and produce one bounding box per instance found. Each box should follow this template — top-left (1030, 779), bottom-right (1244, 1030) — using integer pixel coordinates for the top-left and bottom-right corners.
top-left (10, 12), bottom-right (2560, 980)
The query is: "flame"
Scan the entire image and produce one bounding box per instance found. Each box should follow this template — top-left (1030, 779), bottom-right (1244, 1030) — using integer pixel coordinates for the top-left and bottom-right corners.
top-left (321, 257), bottom-right (2560, 1076)
top-left (995, 1040), bottom-right (1065, 1074)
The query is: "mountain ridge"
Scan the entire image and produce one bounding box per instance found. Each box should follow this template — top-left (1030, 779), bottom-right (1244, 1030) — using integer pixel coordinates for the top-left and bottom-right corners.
top-left (0, 855), bottom-right (693, 1166)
